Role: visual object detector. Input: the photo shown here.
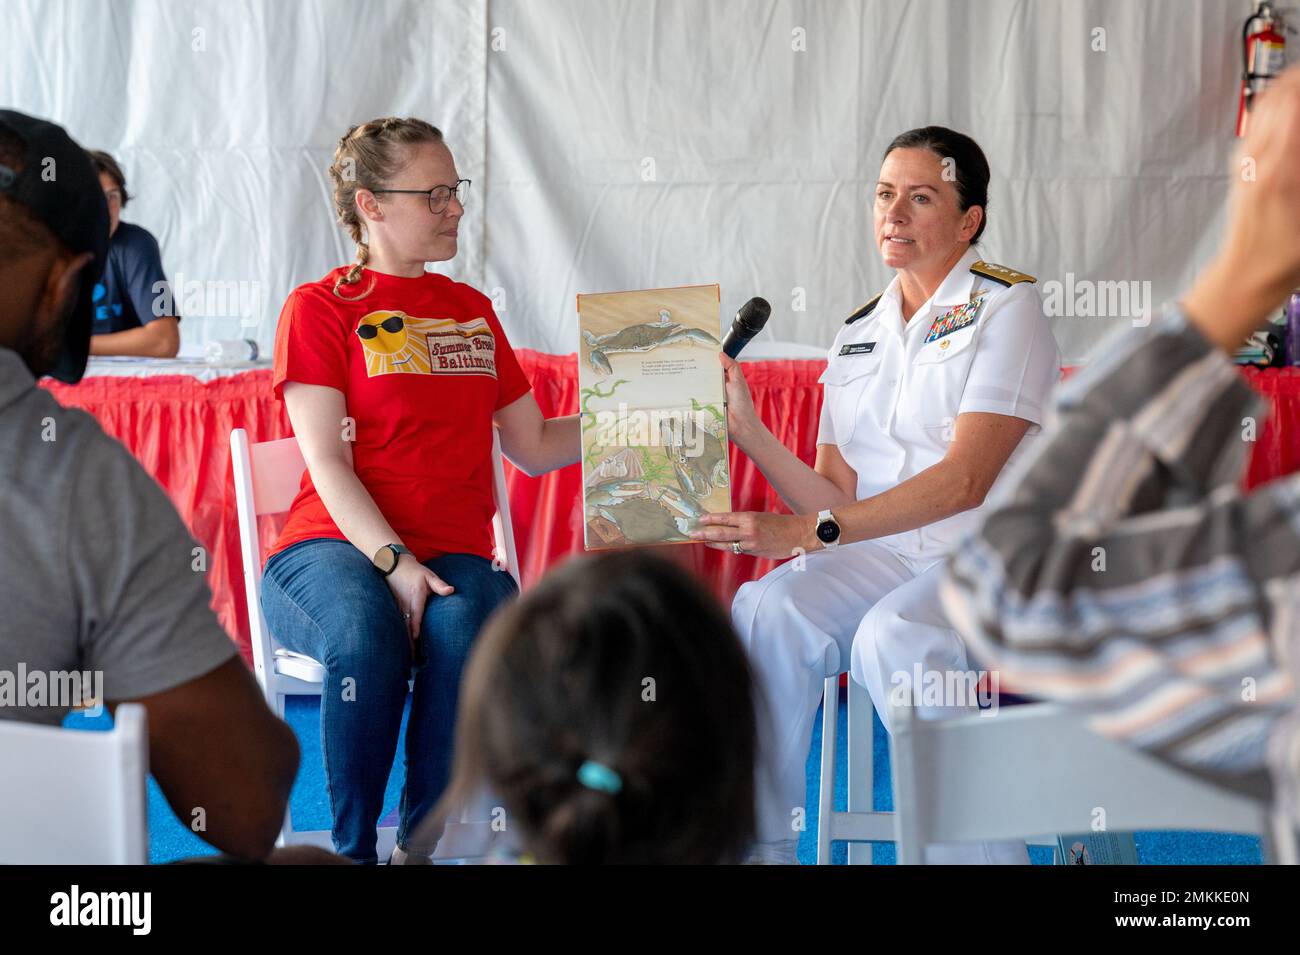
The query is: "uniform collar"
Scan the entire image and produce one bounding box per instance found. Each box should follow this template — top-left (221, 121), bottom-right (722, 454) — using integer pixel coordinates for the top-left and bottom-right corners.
top-left (931, 245), bottom-right (985, 307)
top-left (0, 347), bottom-right (37, 415)
top-left (847, 246), bottom-right (977, 340)
top-left (880, 245), bottom-right (984, 311)
top-left (869, 279), bottom-right (902, 328)
top-left (871, 245), bottom-right (982, 336)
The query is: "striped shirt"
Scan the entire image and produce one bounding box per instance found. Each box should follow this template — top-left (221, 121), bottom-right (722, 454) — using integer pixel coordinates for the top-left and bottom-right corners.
top-left (939, 305), bottom-right (1300, 844)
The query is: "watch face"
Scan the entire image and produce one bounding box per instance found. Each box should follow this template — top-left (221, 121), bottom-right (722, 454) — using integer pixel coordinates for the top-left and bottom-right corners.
top-left (817, 519), bottom-right (840, 544)
top-left (375, 545), bottom-right (397, 573)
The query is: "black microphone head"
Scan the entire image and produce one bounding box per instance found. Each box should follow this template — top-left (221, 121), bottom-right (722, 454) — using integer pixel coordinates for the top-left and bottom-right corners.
top-left (735, 297), bottom-right (771, 333)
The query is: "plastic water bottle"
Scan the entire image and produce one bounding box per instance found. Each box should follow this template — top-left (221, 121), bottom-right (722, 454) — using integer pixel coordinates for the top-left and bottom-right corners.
top-left (204, 339), bottom-right (260, 362)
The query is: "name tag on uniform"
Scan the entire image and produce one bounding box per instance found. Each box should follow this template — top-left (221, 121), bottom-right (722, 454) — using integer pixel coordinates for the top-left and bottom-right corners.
top-left (924, 298), bottom-right (985, 344)
top-left (839, 342), bottom-right (877, 356)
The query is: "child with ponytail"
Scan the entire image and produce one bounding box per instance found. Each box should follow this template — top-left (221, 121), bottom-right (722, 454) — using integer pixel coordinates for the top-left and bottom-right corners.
top-left (422, 551), bottom-right (759, 865)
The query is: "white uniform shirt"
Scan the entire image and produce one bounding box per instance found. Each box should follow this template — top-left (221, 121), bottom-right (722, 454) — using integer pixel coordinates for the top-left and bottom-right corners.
top-left (817, 245), bottom-right (1060, 562)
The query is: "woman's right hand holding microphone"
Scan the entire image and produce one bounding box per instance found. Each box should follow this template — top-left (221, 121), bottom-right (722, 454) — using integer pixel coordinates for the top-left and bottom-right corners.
top-left (719, 352), bottom-right (761, 446)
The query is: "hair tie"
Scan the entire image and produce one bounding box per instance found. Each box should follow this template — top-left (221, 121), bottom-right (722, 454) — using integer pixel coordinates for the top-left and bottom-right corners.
top-left (577, 760), bottom-right (622, 795)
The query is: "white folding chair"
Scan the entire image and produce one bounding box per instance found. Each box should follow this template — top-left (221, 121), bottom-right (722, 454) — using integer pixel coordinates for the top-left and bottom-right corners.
top-left (817, 680), bottom-right (1061, 864)
top-left (0, 704), bottom-right (148, 864)
top-left (816, 678), bottom-right (892, 864)
top-left (889, 700), bottom-right (1282, 865)
top-left (230, 426), bottom-right (520, 857)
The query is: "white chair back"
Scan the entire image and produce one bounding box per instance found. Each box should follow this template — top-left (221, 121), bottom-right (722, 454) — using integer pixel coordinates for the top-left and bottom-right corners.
top-left (889, 700), bottom-right (1276, 864)
top-left (816, 680), bottom-right (1058, 864)
top-left (0, 704), bottom-right (148, 864)
top-left (229, 425), bottom-right (520, 854)
top-left (231, 431), bottom-right (307, 693)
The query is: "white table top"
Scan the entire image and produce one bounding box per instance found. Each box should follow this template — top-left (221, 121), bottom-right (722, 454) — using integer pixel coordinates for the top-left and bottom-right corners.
top-left (738, 340), bottom-right (829, 361)
top-left (72, 340), bottom-right (824, 382)
top-left (78, 356), bottom-right (274, 381)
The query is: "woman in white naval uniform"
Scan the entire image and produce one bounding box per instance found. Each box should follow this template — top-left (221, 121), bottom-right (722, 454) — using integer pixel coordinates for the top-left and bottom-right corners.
top-left (692, 127), bottom-right (1060, 864)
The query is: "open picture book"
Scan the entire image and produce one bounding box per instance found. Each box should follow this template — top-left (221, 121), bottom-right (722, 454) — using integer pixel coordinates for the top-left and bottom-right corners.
top-left (577, 283), bottom-right (732, 549)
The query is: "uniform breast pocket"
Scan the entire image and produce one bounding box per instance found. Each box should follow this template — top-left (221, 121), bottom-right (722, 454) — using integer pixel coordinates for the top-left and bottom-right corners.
top-left (910, 323), bottom-right (981, 430)
top-left (818, 356), bottom-right (882, 446)
top-left (914, 323), bottom-right (978, 366)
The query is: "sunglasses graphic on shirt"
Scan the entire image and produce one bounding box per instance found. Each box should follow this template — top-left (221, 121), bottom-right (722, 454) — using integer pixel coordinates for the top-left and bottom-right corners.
top-left (356, 315), bottom-right (405, 339)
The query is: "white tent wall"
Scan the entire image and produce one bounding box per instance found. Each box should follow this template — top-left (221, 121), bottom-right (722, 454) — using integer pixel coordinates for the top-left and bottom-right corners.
top-left (1, 0), bottom-right (487, 356)
top-left (2, 0), bottom-right (1250, 363)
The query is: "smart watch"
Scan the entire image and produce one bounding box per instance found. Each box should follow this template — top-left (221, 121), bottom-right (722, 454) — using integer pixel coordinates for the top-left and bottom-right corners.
top-left (815, 509), bottom-right (841, 549)
top-left (373, 543), bottom-right (413, 577)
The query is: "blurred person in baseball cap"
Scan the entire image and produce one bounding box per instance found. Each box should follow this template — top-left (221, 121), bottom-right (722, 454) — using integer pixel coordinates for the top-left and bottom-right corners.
top-left (0, 110), bottom-right (301, 861)
top-left (0, 108), bottom-right (109, 383)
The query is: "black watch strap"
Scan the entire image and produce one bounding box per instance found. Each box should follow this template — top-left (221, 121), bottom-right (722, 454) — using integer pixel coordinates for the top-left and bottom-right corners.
top-left (374, 543), bottom-right (412, 577)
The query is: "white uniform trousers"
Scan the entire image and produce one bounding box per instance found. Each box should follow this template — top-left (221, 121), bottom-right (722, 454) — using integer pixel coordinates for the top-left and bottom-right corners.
top-left (731, 539), bottom-right (1028, 864)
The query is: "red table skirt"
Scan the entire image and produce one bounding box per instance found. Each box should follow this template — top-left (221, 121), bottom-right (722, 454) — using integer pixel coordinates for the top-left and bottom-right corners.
top-left (40, 356), bottom-right (1300, 664)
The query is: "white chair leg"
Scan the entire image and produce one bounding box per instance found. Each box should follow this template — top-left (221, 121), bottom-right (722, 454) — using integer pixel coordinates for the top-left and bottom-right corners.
top-left (846, 679), bottom-right (874, 865)
top-left (1268, 809), bottom-right (1294, 865)
top-left (273, 687), bottom-right (294, 846)
top-left (889, 702), bottom-right (925, 865)
top-left (816, 676), bottom-right (839, 865)
top-left (376, 827), bottom-right (400, 862)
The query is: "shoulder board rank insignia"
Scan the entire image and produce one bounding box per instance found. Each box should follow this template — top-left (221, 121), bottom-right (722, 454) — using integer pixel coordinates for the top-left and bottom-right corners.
top-left (969, 261), bottom-right (1036, 287)
top-left (845, 293), bottom-right (883, 325)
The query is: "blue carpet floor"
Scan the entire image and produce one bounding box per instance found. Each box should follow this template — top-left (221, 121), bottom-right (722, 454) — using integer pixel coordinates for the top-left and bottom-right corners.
top-left (65, 688), bottom-right (1263, 865)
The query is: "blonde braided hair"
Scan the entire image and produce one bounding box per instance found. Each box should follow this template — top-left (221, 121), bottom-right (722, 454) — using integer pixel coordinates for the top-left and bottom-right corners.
top-left (329, 117), bottom-right (444, 299)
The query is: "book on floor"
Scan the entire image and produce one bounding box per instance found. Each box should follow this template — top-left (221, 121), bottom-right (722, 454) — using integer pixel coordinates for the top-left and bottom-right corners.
top-left (1056, 832), bottom-right (1141, 864)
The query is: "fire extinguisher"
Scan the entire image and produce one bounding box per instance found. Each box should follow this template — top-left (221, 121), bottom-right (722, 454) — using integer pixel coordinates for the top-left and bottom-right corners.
top-left (1237, 2), bottom-right (1287, 137)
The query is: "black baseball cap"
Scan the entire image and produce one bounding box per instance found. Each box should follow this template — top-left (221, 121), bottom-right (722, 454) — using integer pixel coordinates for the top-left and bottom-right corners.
top-left (0, 109), bottom-right (110, 383)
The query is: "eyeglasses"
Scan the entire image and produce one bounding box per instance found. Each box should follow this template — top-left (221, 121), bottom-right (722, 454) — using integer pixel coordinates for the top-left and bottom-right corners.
top-left (356, 315), bottom-right (405, 339)
top-left (371, 179), bottom-right (470, 215)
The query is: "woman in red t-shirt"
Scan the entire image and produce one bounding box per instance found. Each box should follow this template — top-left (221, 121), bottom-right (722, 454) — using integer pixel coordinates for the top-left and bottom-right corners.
top-left (259, 117), bottom-right (579, 864)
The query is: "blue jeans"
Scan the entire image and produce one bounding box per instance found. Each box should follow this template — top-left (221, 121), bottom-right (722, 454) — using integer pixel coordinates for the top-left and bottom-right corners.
top-left (260, 539), bottom-right (518, 863)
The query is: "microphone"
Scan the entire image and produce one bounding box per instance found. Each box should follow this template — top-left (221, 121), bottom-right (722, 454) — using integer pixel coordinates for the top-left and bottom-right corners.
top-left (720, 297), bottom-right (772, 359)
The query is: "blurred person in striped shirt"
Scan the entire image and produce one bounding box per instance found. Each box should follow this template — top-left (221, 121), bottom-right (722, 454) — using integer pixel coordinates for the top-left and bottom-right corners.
top-left (941, 66), bottom-right (1300, 861)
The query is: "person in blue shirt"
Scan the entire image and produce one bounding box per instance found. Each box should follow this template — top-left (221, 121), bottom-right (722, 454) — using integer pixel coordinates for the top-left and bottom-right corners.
top-left (87, 150), bottom-right (180, 357)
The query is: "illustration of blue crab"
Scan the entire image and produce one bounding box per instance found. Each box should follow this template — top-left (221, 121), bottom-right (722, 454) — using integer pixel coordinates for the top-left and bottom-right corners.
top-left (582, 308), bottom-right (720, 376)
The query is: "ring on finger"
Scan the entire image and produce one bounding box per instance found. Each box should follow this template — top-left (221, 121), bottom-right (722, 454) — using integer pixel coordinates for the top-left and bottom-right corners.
top-left (731, 541), bottom-right (743, 556)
